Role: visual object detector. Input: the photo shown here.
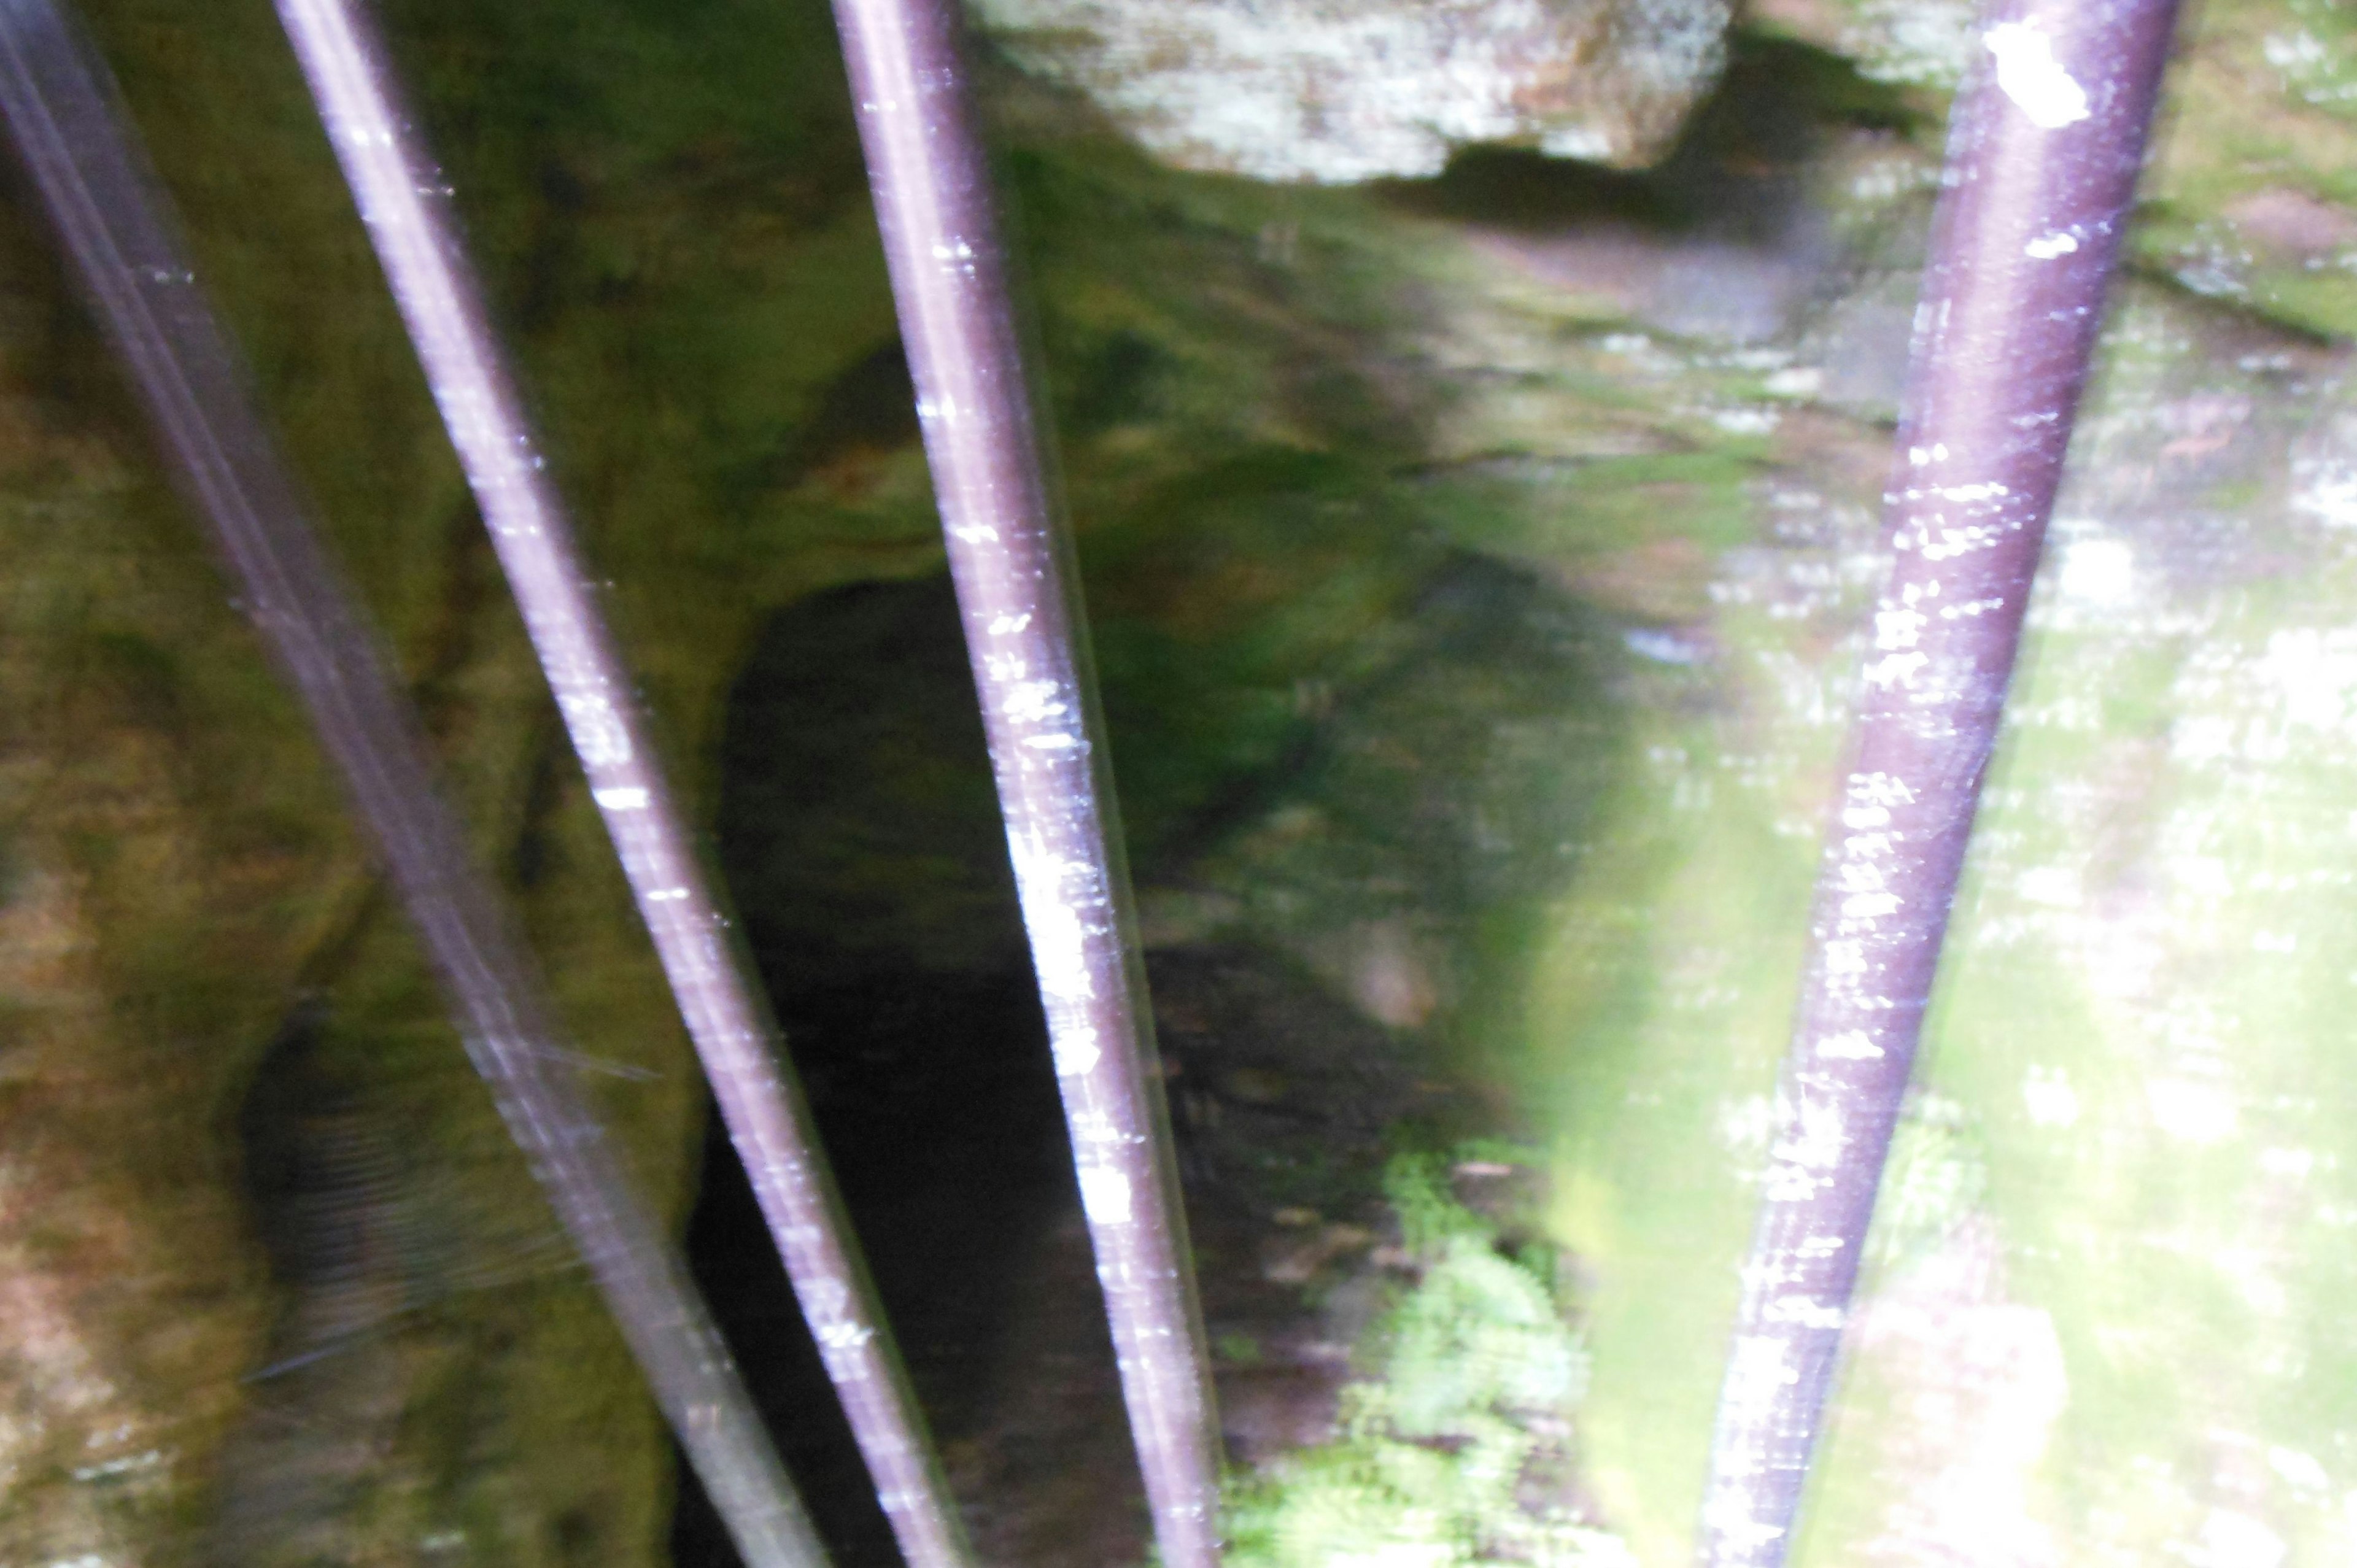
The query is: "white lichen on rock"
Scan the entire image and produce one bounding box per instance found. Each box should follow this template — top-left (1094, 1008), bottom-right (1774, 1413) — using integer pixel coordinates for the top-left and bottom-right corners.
top-left (1840, 0), bottom-right (1980, 86)
top-left (971, 0), bottom-right (1734, 182)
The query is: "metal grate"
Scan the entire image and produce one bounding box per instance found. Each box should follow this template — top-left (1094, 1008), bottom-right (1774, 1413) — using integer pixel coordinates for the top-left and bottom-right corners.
top-left (0, 0), bottom-right (2185, 1563)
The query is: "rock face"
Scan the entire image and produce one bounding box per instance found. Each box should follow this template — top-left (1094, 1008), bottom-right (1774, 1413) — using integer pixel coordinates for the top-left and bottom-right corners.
top-left (970, 0), bottom-right (1735, 180)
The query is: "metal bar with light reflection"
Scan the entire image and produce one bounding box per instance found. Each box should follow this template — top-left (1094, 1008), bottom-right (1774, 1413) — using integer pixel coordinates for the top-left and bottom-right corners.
top-left (1696, 0), bottom-right (2180, 1562)
top-left (821, 0), bottom-right (1227, 1563)
top-left (268, 6), bottom-right (972, 1565)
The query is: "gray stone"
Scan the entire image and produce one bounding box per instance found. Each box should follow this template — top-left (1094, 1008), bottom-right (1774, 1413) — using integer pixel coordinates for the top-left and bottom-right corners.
top-left (972, 0), bottom-right (1736, 181)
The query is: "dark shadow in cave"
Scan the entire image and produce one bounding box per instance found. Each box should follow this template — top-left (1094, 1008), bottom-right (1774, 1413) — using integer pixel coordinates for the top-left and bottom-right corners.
top-left (675, 574), bottom-right (1112, 1568)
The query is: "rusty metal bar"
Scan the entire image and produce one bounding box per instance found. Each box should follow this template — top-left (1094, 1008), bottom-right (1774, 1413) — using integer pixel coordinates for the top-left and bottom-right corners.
top-left (822, 0), bottom-right (1226, 1562)
top-left (268, 7), bottom-right (973, 1564)
top-left (1696, 0), bottom-right (2180, 1561)
top-left (0, 6), bottom-right (826, 1564)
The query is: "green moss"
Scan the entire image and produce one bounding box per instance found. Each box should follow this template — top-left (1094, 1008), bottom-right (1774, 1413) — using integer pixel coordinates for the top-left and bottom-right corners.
top-left (1226, 1156), bottom-right (1633, 1568)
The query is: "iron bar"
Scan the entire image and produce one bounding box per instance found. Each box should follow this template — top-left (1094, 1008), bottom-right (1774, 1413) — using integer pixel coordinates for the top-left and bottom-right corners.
top-left (0, 7), bottom-right (826, 1564)
top-left (1696, 0), bottom-right (2180, 1561)
top-left (269, 7), bottom-right (972, 1564)
top-left (822, 0), bottom-right (1226, 1562)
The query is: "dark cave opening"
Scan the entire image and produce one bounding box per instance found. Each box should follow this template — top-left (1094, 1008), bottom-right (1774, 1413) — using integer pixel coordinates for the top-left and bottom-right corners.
top-left (671, 574), bottom-right (1107, 1568)
top-left (666, 965), bottom-right (1082, 1568)
top-left (668, 544), bottom-right (1620, 1564)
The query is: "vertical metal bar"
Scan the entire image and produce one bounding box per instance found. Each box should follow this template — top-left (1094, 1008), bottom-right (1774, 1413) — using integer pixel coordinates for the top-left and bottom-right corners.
top-left (0, 8), bottom-right (826, 1565)
top-left (1696, 0), bottom-right (2179, 1562)
top-left (821, 1), bottom-right (1227, 1563)
top-left (268, 7), bottom-right (973, 1565)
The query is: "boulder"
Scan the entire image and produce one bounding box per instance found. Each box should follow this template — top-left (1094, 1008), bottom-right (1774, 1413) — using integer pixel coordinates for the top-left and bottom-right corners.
top-left (972, 0), bottom-right (1736, 180)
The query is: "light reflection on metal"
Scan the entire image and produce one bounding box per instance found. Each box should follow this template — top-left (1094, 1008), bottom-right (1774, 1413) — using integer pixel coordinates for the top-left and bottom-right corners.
top-left (270, 6), bottom-right (972, 1564)
top-left (0, 6), bottom-right (826, 1565)
top-left (1695, 0), bottom-right (2180, 1562)
top-left (823, 0), bottom-right (1227, 1562)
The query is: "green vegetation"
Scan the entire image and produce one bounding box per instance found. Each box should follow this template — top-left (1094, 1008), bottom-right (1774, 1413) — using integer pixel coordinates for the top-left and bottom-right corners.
top-left (1227, 1157), bottom-right (1633, 1568)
